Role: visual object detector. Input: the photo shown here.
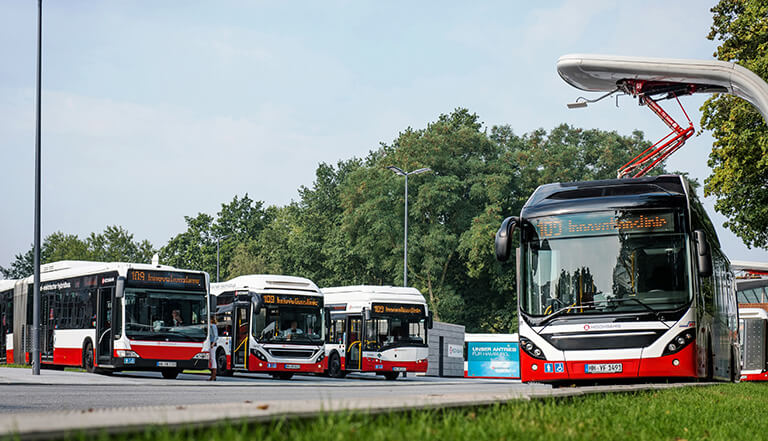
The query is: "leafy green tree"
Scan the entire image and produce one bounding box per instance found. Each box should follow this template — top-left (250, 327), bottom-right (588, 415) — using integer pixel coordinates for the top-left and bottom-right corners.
top-left (701, 0), bottom-right (768, 248)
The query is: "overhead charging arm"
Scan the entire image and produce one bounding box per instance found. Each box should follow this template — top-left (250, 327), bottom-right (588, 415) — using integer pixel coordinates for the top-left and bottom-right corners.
top-left (557, 54), bottom-right (768, 178)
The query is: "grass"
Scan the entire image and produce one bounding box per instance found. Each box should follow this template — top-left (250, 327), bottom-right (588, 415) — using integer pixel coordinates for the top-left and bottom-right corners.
top-left (64, 383), bottom-right (767, 441)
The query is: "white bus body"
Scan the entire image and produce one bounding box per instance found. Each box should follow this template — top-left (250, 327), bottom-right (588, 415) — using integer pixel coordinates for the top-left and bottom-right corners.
top-left (211, 275), bottom-right (326, 379)
top-left (322, 285), bottom-right (431, 380)
top-left (10, 261), bottom-right (210, 378)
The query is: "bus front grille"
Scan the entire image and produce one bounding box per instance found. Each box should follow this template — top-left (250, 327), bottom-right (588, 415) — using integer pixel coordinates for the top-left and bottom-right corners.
top-left (542, 330), bottom-right (665, 350)
top-left (267, 349), bottom-right (315, 359)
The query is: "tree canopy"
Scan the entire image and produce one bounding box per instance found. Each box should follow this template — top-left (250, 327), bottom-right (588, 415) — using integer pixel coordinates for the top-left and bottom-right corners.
top-left (701, 0), bottom-right (768, 248)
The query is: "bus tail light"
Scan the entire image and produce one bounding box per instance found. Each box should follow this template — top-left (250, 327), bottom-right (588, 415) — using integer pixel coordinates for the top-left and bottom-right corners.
top-left (116, 350), bottom-right (139, 358)
top-left (519, 337), bottom-right (546, 360)
top-left (662, 329), bottom-right (695, 356)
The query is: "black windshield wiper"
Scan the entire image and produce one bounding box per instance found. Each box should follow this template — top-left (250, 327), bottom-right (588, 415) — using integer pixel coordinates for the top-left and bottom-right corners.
top-left (537, 303), bottom-right (598, 334)
top-left (606, 297), bottom-right (671, 328)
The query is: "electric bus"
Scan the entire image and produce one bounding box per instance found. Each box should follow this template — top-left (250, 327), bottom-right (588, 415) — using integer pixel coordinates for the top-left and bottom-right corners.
top-left (1, 279), bottom-right (15, 363)
top-left (210, 275), bottom-right (327, 380)
top-left (10, 260), bottom-right (210, 378)
top-left (322, 285), bottom-right (432, 380)
top-left (738, 306), bottom-right (768, 381)
top-left (495, 175), bottom-right (740, 383)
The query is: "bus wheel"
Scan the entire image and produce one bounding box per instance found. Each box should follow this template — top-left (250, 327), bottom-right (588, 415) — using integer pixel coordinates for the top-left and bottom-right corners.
top-left (328, 352), bottom-right (345, 378)
top-left (216, 349), bottom-right (232, 377)
top-left (272, 373), bottom-right (294, 380)
top-left (384, 372), bottom-right (399, 381)
top-left (161, 368), bottom-right (180, 379)
top-left (82, 341), bottom-right (96, 373)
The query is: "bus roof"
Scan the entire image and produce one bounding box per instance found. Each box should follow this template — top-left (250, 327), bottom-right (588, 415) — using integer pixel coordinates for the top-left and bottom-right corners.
top-left (322, 285), bottom-right (427, 305)
top-left (522, 174), bottom-right (688, 218)
top-left (739, 306), bottom-right (768, 320)
top-left (0, 279), bottom-right (17, 292)
top-left (18, 260), bottom-right (207, 284)
top-left (210, 274), bottom-right (320, 296)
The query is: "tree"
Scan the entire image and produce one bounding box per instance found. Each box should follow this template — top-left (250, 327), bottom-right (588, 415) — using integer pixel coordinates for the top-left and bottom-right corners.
top-left (701, 0), bottom-right (768, 248)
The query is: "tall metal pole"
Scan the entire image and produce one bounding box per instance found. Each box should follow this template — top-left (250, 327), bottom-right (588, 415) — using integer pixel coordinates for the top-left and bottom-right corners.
top-left (216, 237), bottom-right (220, 283)
top-left (403, 174), bottom-right (408, 287)
top-left (32, 0), bottom-right (43, 376)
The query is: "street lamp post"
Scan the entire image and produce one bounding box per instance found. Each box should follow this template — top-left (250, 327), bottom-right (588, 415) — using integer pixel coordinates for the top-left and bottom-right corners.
top-left (31, 0), bottom-right (43, 376)
top-left (216, 235), bottom-right (230, 283)
top-left (387, 166), bottom-right (431, 287)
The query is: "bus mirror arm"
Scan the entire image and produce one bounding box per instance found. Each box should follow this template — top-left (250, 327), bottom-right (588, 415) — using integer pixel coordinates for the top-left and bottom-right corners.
top-left (428, 311), bottom-right (434, 329)
top-left (324, 307), bottom-right (331, 331)
top-left (495, 217), bottom-right (519, 262)
top-left (694, 230), bottom-right (712, 278)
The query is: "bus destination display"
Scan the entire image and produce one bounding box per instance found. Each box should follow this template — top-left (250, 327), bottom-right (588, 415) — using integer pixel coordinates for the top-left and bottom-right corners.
top-left (126, 270), bottom-right (205, 291)
top-left (262, 294), bottom-right (321, 308)
top-left (534, 211), bottom-right (675, 239)
top-left (371, 303), bottom-right (425, 318)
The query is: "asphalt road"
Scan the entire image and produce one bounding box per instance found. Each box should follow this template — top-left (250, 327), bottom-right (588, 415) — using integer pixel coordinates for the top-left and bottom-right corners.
top-left (1, 369), bottom-right (549, 414)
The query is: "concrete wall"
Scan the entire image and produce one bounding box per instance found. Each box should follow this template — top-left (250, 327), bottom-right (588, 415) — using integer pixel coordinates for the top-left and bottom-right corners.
top-left (426, 321), bottom-right (465, 377)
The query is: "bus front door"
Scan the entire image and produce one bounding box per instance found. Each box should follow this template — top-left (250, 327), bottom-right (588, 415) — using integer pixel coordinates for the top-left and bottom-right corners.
top-left (346, 316), bottom-right (362, 370)
top-left (96, 288), bottom-right (114, 366)
top-left (41, 292), bottom-right (54, 361)
top-left (232, 303), bottom-right (249, 369)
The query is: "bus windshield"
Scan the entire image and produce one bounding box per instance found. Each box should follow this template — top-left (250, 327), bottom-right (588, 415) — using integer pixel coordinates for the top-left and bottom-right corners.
top-left (364, 316), bottom-right (427, 351)
top-left (523, 229), bottom-right (691, 318)
top-left (252, 306), bottom-right (323, 345)
top-left (124, 290), bottom-right (207, 342)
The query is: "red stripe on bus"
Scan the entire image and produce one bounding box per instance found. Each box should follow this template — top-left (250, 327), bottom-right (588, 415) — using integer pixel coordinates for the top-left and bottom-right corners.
top-left (53, 347), bottom-right (83, 366)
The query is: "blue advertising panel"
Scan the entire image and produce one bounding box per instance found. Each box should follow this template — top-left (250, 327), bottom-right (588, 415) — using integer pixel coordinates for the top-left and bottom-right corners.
top-left (467, 342), bottom-right (520, 378)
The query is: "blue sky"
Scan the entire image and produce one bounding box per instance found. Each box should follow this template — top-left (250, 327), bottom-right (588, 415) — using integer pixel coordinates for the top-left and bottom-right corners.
top-left (1, 0), bottom-right (766, 268)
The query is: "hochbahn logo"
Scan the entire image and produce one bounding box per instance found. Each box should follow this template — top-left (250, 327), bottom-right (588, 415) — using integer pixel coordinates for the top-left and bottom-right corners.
top-left (583, 323), bottom-right (621, 331)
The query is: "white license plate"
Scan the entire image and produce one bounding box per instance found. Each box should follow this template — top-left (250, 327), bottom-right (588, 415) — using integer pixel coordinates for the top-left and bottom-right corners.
top-left (392, 367), bottom-right (406, 372)
top-left (284, 364), bottom-right (300, 370)
top-left (585, 363), bottom-right (622, 374)
top-left (157, 361), bottom-right (177, 367)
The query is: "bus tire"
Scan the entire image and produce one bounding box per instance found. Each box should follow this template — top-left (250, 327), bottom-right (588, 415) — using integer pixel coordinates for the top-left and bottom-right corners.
top-left (161, 368), bottom-right (180, 379)
top-left (272, 372), bottom-right (294, 380)
top-left (328, 352), bottom-right (345, 378)
top-left (216, 349), bottom-right (232, 377)
top-left (384, 372), bottom-right (399, 381)
top-left (82, 340), bottom-right (96, 373)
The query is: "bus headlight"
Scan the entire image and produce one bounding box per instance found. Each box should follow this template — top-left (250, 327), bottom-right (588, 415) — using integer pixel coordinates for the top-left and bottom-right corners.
top-left (519, 337), bottom-right (546, 360)
top-left (316, 352), bottom-right (325, 363)
top-left (251, 349), bottom-right (269, 361)
top-left (662, 329), bottom-right (695, 356)
top-left (193, 352), bottom-right (209, 360)
top-left (115, 350), bottom-right (139, 358)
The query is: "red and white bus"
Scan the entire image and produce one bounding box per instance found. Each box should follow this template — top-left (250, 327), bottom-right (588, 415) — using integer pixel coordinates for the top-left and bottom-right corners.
top-left (738, 306), bottom-right (768, 381)
top-left (495, 175), bottom-right (740, 383)
top-left (1, 279), bottom-right (15, 363)
top-left (211, 275), bottom-right (327, 380)
top-left (10, 260), bottom-right (210, 378)
top-left (322, 286), bottom-right (432, 380)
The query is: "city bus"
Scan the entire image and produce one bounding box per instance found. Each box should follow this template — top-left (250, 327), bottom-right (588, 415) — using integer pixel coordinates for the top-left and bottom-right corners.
top-left (210, 275), bottom-right (326, 380)
top-left (11, 260), bottom-right (210, 378)
top-left (495, 175), bottom-right (740, 383)
top-left (322, 285), bottom-right (432, 380)
top-left (1, 279), bottom-right (15, 363)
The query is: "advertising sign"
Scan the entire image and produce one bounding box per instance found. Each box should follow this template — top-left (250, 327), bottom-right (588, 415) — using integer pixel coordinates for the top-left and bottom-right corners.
top-left (467, 342), bottom-right (520, 378)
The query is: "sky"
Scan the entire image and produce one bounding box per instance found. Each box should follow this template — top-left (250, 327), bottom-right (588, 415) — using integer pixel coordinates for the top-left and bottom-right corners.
top-left (1, 0), bottom-right (767, 269)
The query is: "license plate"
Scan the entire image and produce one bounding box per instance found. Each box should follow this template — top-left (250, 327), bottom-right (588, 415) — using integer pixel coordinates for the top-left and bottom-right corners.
top-left (284, 364), bottom-right (300, 370)
top-left (157, 361), bottom-right (177, 367)
top-left (392, 367), bottom-right (406, 372)
top-left (124, 358), bottom-right (136, 365)
top-left (584, 363), bottom-right (622, 374)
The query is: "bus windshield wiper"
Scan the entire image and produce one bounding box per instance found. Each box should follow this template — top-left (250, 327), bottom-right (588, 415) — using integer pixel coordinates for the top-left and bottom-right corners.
top-left (537, 303), bottom-right (598, 334)
top-left (606, 298), bottom-right (671, 328)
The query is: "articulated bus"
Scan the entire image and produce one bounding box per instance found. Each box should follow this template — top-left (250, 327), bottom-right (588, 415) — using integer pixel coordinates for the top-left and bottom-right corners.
top-left (1, 280), bottom-right (15, 363)
top-left (10, 261), bottom-right (210, 378)
top-left (211, 275), bottom-right (327, 380)
top-left (322, 286), bottom-right (432, 380)
top-left (495, 175), bottom-right (740, 383)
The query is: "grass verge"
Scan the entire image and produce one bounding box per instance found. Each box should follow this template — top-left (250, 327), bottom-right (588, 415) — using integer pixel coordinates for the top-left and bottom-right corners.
top-left (66, 383), bottom-right (766, 441)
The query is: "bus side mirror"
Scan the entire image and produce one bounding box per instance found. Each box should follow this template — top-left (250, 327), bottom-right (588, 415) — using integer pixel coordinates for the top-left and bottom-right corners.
top-left (428, 311), bottom-right (434, 329)
top-left (115, 277), bottom-right (125, 298)
top-left (695, 230), bottom-right (712, 278)
top-left (495, 216), bottom-right (519, 262)
top-left (324, 307), bottom-right (331, 330)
